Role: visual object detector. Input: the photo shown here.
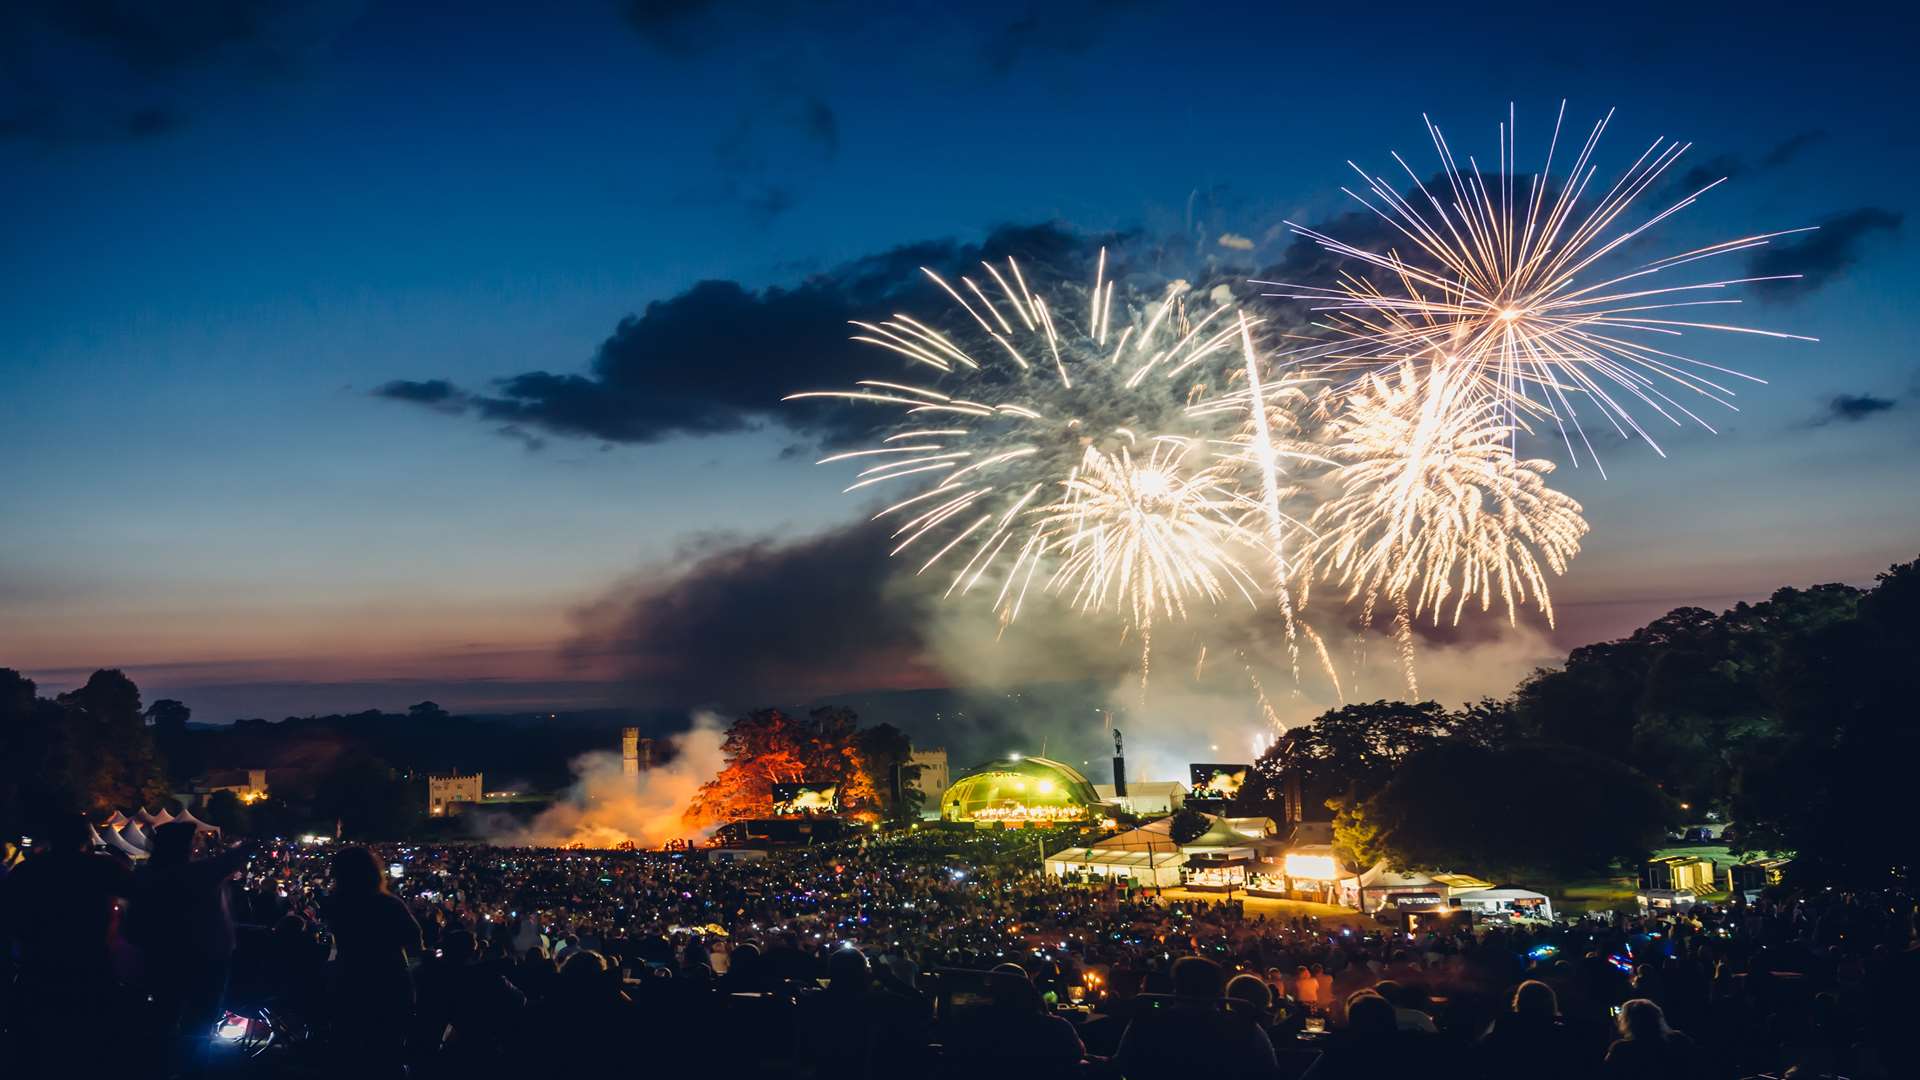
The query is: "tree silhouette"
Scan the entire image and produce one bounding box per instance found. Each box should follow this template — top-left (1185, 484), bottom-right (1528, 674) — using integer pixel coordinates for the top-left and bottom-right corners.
top-left (145, 698), bottom-right (191, 736)
top-left (1170, 808), bottom-right (1212, 845)
top-left (1363, 741), bottom-right (1675, 880)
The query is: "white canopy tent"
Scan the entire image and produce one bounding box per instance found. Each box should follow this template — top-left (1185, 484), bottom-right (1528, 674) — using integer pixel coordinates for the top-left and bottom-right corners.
top-left (102, 825), bottom-right (148, 860)
top-left (1453, 887), bottom-right (1554, 921)
top-left (1045, 847), bottom-right (1185, 887)
top-left (119, 821), bottom-right (152, 851)
top-left (173, 808), bottom-right (220, 834)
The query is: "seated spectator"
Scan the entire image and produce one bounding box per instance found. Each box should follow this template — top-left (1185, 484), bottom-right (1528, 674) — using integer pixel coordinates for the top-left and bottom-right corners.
top-left (1227, 971), bottom-right (1275, 1029)
top-left (519, 949), bottom-right (629, 1074)
top-left (796, 947), bottom-right (930, 1079)
top-left (415, 928), bottom-right (525, 1066)
top-left (1604, 998), bottom-right (1697, 1078)
top-left (1373, 978), bottom-right (1439, 1032)
top-left (1306, 991), bottom-right (1406, 1080)
top-left (1116, 955), bottom-right (1277, 1079)
top-left (943, 965), bottom-right (1086, 1079)
top-left (1477, 979), bottom-right (1590, 1080)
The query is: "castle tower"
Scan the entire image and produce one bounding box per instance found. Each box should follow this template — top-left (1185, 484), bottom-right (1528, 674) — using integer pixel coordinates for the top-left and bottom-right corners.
top-left (622, 727), bottom-right (640, 778)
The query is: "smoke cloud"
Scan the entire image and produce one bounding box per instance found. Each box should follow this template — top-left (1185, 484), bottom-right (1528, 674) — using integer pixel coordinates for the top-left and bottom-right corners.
top-left (914, 556), bottom-right (1562, 784)
top-left (485, 712), bottom-right (729, 848)
top-left (1093, 622), bottom-right (1562, 785)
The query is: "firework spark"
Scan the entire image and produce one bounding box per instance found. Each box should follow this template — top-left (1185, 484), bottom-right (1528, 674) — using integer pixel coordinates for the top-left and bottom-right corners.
top-left (1263, 103), bottom-right (1816, 471)
top-left (1308, 359), bottom-right (1588, 693)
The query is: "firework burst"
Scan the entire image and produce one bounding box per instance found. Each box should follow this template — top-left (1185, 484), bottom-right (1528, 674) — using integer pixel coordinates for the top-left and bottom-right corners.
top-left (1028, 435), bottom-right (1268, 683)
top-left (1264, 103), bottom-right (1816, 471)
top-left (1308, 359), bottom-right (1588, 693)
top-left (786, 253), bottom-right (1272, 676)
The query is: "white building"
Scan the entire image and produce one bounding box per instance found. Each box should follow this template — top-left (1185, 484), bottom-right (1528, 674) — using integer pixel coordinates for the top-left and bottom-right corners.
top-left (908, 748), bottom-right (950, 813)
top-left (428, 773), bottom-right (483, 816)
top-left (1094, 780), bottom-right (1186, 817)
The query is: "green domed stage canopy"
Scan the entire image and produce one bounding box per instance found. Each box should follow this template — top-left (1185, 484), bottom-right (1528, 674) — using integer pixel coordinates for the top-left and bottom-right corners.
top-left (940, 756), bottom-right (1104, 825)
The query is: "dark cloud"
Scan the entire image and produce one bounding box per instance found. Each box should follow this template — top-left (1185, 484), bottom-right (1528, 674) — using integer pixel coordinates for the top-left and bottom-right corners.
top-left (375, 378), bottom-right (463, 409)
top-left (1661, 130), bottom-right (1826, 197)
top-left (1759, 130), bottom-right (1827, 167)
top-left (1749, 207), bottom-right (1902, 298)
top-left (567, 522), bottom-right (940, 705)
top-left (983, 1), bottom-right (1144, 74)
top-left (619, 1), bottom-right (739, 55)
top-left (0, 1), bottom-right (346, 144)
top-left (1666, 153), bottom-right (1744, 199)
top-left (799, 96), bottom-right (838, 156)
top-left (1245, 187), bottom-right (1438, 331)
top-left (1812, 393), bottom-right (1898, 427)
top-left (704, 90), bottom-right (838, 218)
top-left (741, 184), bottom-right (798, 222)
top-left (495, 424), bottom-right (548, 452)
top-left (380, 222), bottom-right (1105, 448)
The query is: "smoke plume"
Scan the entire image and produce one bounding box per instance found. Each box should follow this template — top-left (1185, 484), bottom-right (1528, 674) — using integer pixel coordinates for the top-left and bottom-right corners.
top-left (486, 712), bottom-right (729, 848)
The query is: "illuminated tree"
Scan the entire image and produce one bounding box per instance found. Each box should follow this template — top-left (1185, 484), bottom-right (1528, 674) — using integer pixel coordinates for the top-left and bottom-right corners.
top-left (683, 709), bottom-right (814, 827)
top-left (683, 706), bottom-right (917, 827)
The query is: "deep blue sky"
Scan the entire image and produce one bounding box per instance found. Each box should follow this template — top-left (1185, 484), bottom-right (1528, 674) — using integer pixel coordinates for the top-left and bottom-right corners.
top-left (3, 1), bottom-right (1914, 720)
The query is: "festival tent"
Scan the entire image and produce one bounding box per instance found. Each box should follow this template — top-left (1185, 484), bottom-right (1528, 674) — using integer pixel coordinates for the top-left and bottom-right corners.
top-left (1356, 866), bottom-right (1494, 913)
top-left (102, 810), bottom-right (129, 829)
top-left (1045, 813), bottom-right (1284, 888)
top-left (1045, 847), bottom-right (1185, 887)
top-left (1046, 817), bottom-right (1186, 886)
top-left (102, 825), bottom-right (147, 860)
top-left (173, 808), bottom-right (220, 834)
top-left (119, 821), bottom-right (152, 851)
top-left (1453, 887), bottom-right (1555, 921)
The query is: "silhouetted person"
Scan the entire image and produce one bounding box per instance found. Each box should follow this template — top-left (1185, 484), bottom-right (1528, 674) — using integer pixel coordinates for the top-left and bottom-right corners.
top-left (1604, 998), bottom-right (1697, 1078)
top-left (944, 965), bottom-right (1086, 1079)
top-left (321, 845), bottom-right (422, 1077)
top-left (414, 928), bottom-right (524, 1071)
top-left (519, 949), bottom-right (627, 1074)
top-left (131, 820), bottom-right (248, 1076)
top-left (1374, 977), bottom-right (1438, 1032)
top-left (1305, 990), bottom-right (1405, 1080)
top-left (0, 814), bottom-right (133, 1079)
top-left (1477, 979), bottom-right (1591, 1080)
top-left (1227, 972), bottom-right (1272, 1015)
top-left (796, 947), bottom-right (930, 1079)
top-left (1116, 955), bottom-right (1277, 1079)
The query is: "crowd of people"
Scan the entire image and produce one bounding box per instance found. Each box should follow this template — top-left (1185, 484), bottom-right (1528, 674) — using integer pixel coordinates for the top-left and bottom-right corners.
top-left (3, 818), bottom-right (1917, 1078)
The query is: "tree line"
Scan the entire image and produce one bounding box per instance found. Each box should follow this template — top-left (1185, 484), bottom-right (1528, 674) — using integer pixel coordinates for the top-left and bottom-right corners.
top-left (1246, 556), bottom-right (1920, 889)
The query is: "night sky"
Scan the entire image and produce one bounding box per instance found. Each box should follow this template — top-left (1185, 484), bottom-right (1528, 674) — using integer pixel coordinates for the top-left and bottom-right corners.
top-left (4, 1), bottom-right (1914, 724)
